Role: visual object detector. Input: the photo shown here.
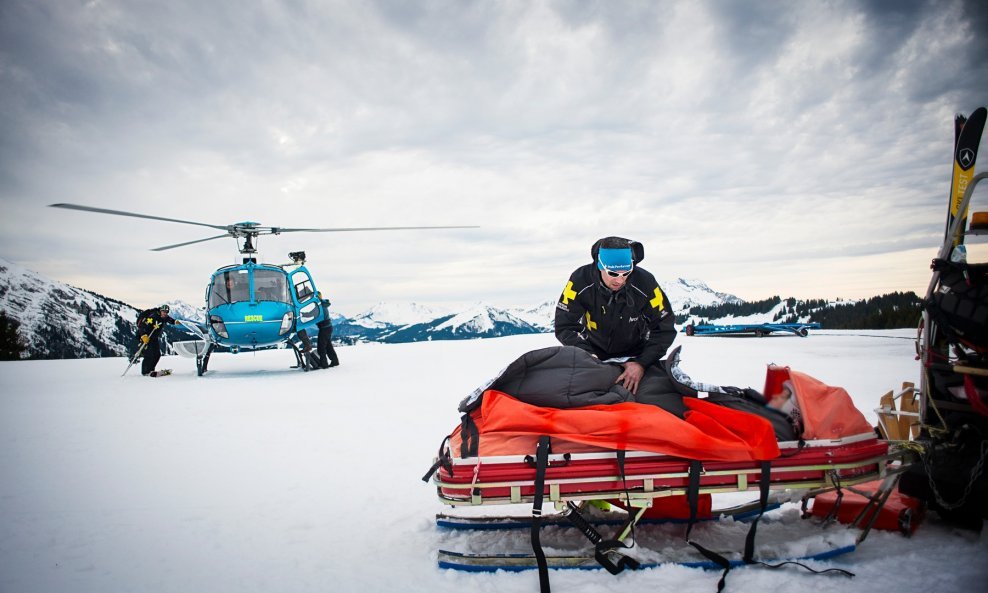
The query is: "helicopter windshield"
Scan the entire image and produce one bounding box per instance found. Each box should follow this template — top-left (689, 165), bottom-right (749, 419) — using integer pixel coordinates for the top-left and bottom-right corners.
top-left (209, 270), bottom-right (250, 307)
top-left (253, 269), bottom-right (290, 303)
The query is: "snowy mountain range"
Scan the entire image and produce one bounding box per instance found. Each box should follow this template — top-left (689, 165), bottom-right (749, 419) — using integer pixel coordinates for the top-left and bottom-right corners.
top-left (0, 256), bottom-right (741, 358)
top-left (331, 278), bottom-right (741, 343)
top-left (0, 258), bottom-right (192, 359)
top-left (334, 302), bottom-right (546, 344)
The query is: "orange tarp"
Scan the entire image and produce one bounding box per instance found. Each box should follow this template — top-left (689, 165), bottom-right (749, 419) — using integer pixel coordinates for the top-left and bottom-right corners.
top-left (450, 390), bottom-right (780, 461)
top-left (764, 365), bottom-right (874, 440)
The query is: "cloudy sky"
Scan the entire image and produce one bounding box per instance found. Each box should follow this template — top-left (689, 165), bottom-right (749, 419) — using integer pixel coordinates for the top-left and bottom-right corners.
top-left (2, 0), bottom-right (986, 314)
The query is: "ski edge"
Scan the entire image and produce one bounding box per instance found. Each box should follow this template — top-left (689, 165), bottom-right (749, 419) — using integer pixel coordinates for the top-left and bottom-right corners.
top-left (436, 498), bottom-right (786, 531)
top-left (436, 543), bottom-right (857, 572)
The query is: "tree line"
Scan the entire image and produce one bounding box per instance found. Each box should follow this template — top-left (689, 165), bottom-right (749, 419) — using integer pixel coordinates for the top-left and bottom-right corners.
top-left (801, 292), bottom-right (922, 329)
top-left (0, 311), bottom-right (26, 360)
top-left (688, 292), bottom-right (923, 330)
top-left (689, 296), bottom-right (782, 320)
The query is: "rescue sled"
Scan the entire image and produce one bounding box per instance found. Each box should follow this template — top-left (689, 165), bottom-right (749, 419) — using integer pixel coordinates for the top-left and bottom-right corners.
top-left (425, 362), bottom-right (912, 591)
top-left (683, 322), bottom-right (821, 337)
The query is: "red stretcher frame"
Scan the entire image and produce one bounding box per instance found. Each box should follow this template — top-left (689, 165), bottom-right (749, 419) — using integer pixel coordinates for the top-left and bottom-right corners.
top-left (433, 432), bottom-right (895, 508)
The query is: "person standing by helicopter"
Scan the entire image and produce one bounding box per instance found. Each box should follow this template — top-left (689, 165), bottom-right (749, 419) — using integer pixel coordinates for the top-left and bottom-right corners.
top-left (315, 292), bottom-right (339, 369)
top-left (136, 304), bottom-right (178, 377)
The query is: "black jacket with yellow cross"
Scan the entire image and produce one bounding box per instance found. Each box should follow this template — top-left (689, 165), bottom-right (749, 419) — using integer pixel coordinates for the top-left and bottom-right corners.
top-left (554, 263), bottom-right (676, 368)
top-left (136, 308), bottom-right (177, 342)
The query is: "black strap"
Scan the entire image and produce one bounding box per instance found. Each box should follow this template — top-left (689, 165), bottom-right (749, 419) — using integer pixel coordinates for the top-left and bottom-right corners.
top-left (747, 464), bottom-right (856, 579)
top-left (459, 413), bottom-right (479, 458)
top-left (531, 436), bottom-right (552, 593)
top-left (778, 438), bottom-right (807, 458)
top-left (421, 435), bottom-right (452, 483)
top-left (743, 461), bottom-right (772, 563)
top-left (823, 471), bottom-right (845, 523)
top-left (685, 460), bottom-right (732, 592)
top-left (563, 500), bottom-right (641, 575)
top-left (560, 450), bottom-right (641, 575)
top-left (616, 450), bottom-right (637, 544)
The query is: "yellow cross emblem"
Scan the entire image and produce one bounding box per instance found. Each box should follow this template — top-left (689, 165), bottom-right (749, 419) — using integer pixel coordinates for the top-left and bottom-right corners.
top-left (562, 281), bottom-right (577, 305)
top-left (650, 288), bottom-right (665, 310)
top-left (584, 312), bottom-right (598, 331)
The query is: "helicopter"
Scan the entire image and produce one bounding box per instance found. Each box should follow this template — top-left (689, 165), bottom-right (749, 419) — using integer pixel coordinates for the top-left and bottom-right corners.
top-left (49, 203), bottom-right (476, 375)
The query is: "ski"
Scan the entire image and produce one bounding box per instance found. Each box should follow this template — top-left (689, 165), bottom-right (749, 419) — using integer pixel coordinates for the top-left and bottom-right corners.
top-left (945, 107), bottom-right (987, 246)
top-left (149, 369), bottom-right (172, 377)
top-left (122, 341), bottom-right (149, 377)
top-left (436, 495), bottom-right (786, 531)
top-left (436, 543), bottom-right (857, 572)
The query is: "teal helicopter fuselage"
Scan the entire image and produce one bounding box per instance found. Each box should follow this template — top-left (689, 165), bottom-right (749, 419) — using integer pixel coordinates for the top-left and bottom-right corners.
top-left (205, 261), bottom-right (324, 351)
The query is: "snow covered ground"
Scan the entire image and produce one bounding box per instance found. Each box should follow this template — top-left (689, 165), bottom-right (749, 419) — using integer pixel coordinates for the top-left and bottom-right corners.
top-left (1, 330), bottom-right (985, 593)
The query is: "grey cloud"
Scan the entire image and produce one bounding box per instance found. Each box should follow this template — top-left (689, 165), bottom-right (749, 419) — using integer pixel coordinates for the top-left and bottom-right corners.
top-left (2, 0), bottom-right (987, 309)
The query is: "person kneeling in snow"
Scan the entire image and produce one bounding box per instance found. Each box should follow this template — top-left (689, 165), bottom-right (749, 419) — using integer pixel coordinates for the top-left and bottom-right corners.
top-left (136, 304), bottom-right (177, 377)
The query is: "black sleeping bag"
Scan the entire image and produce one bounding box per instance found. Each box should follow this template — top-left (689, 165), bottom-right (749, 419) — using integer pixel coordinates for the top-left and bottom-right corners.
top-left (460, 345), bottom-right (798, 441)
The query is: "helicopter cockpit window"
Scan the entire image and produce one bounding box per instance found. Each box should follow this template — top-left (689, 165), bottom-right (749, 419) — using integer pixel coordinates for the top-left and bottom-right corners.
top-left (292, 271), bottom-right (315, 302)
top-left (253, 270), bottom-right (290, 303)
top-left (209, 271), bottom-right (250, 308)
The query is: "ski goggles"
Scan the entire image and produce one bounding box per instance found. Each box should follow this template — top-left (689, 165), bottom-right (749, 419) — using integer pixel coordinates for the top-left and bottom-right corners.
top-left (602, 267), bottom-right (632, 278)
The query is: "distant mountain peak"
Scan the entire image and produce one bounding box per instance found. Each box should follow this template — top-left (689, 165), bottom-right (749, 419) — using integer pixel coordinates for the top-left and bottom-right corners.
top-left (660, 277), bottom-right (742, 313)
top-left (349, 301), bottom-right (447, 328)
top-left (435, 303), bottom-right (533, 334)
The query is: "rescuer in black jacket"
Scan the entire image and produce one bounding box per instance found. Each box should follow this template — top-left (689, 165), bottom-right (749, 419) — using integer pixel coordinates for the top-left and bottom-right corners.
top-left (136, 304), bottom-right (177, 377)
top-left (555, 237), bottom-right (679, 410)
top-left (315, 292), bottom-right (339, 369)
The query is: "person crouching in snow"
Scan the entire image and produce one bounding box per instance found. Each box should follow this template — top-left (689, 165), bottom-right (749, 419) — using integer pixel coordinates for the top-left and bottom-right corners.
top-left (554, 236), bottom-right (682, 414)
top-left (136, 304), bottom-right (177, 377)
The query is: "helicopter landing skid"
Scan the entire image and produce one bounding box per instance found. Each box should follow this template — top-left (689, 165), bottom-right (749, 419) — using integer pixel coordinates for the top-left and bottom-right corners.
top-left (289, 341), bottom-right (311, 372)
top-left (175, 320), bottom-right (217, 377)
top-left (196, 343), bottom-right (215, 376)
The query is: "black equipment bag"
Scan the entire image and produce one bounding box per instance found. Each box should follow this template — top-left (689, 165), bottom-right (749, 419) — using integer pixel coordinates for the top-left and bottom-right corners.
top-left (927, 259), bottom-right (988, 347)
top-left (899, 413), bottom-right (988, 524)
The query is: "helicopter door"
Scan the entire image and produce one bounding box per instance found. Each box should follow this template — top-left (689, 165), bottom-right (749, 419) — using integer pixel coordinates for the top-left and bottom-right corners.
top-left (290, 268), bottom-right (323, 328)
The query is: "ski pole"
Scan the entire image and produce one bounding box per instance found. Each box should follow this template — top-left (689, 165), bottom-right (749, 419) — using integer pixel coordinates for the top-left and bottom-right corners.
top-left (122, 323), bottom-right (161, 377)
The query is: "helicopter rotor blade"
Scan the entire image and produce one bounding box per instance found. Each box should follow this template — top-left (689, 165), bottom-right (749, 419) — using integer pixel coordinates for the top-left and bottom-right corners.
top-left (150, 234), bottom-right (233, 251)
top-left (49, 203), bottom-right (229, 231)
top-left (271, 225), bottom-right (480, 233)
